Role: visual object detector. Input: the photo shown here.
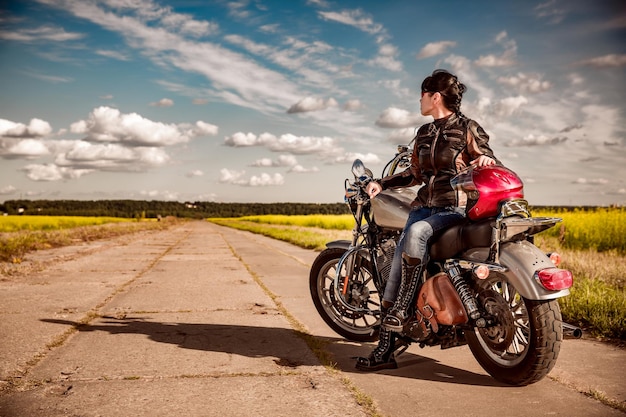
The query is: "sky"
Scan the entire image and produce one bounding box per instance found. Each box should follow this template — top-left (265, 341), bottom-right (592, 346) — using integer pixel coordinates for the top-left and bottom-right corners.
top-left (0, 0), bottom-right (625, 206)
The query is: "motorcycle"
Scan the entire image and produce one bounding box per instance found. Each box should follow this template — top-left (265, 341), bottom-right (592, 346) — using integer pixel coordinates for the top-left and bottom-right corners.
top-left (309, 145), bottom-right (577, 386)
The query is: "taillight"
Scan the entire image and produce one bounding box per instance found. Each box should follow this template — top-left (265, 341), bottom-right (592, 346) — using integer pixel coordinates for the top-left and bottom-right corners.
top-left (473, 265), bottom-right (490, 280)
top-left (535, 268), bottom-right (573, 291)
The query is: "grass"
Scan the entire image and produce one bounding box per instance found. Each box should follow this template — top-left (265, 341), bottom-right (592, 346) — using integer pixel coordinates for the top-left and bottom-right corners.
top-left (208, 217), bottom-right (352, 250)
top-left (0, 216), bottom-right (178, 264)
top-left (209, 211), bottom-right (626, 342)
top-left (236, 214), bottom-right (355, 230)
top-left (0, 215), bottom-right (132, 233)
top-left (535, 235), bottom-right (625, 340)
top-left (532, 207), bottom-right (626, 254)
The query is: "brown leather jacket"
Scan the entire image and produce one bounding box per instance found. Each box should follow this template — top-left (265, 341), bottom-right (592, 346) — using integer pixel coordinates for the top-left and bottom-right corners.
top-left (380, 113), bottom-right (497, 208)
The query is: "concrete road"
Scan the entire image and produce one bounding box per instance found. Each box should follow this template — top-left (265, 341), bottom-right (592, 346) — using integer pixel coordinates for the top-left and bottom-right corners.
top-left (0, 221), bottom-right (624, 417)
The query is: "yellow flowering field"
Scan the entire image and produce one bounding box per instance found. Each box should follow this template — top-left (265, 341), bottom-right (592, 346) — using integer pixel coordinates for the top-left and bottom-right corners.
top-left (532, 207), bottom-right (626, 254)
top-left (0, 215), bottom-right (132, 232)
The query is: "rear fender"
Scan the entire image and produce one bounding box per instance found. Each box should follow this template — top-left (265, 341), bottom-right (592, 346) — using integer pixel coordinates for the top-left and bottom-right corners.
top-left (462, 240), bottom-right (570, 300)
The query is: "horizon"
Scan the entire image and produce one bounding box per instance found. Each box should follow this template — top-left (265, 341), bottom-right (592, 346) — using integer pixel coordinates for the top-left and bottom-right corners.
top-left (1, 1), bottom-right (625, 206)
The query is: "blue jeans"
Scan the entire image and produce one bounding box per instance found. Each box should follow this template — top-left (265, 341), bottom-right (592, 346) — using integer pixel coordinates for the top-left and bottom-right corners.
top-left (382, 206), bottom-right (465, 303)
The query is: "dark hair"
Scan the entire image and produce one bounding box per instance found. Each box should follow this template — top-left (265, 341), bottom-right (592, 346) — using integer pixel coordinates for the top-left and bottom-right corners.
top-left (421, 69), bottom-right (467, 114)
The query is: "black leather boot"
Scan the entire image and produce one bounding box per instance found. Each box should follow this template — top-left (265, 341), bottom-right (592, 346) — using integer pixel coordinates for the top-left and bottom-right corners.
top-left (355, 301), bottom-right (398, 371)
top-left (382, 253), bottom-right (423, 332)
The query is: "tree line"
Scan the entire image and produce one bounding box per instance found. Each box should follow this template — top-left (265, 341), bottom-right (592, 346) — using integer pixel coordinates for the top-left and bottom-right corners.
top-left (0, 199), bottom-right (349, 219)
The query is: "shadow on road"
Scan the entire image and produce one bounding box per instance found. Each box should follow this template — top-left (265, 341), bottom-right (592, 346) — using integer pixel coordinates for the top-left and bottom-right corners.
top-left (327, 337), bottom-right (507, 387)
top-left (42, 317), bottom-right (506, 387)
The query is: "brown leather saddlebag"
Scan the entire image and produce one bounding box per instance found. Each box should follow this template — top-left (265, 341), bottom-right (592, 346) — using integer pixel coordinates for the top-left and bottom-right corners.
top-left (416, 272), bottom-right (468, 333)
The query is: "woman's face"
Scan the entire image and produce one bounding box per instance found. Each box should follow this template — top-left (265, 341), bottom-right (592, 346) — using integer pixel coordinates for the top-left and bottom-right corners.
top-left (420, 91), bottom-right (436, 116)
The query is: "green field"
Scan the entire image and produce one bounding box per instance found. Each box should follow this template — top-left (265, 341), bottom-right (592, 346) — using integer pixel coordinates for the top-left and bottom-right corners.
top-left (209, 208), bottom-right (626, 341)
top-left (532, 207), bottom-right (626, 254)
top-left (0, 215), bottom-right (171, 264)
top-left (0, 215), bottom-right (132, 232)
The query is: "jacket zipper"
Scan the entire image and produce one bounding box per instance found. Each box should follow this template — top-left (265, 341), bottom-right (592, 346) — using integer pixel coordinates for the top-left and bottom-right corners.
top-left (427, 128), bottom-right (440, 206)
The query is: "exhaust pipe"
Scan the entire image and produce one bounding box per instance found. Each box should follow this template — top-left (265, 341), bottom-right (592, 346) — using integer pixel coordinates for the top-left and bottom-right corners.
top-left (562, 322), bottom-right (582, 339)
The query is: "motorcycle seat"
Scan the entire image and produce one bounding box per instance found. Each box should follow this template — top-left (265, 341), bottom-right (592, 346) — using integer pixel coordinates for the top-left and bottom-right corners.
top-left (429, 218), bottom-right (494, 261)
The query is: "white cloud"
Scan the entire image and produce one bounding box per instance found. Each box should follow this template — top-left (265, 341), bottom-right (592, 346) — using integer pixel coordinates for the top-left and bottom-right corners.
top-left (289, 165), bottom-right (319, 173)
top-left (507, 133), bottom-right (568, 147)
top-left (0, 185), bottom-right (17, 195)
top-left (140, 190), bottom-right (180, 200)
top-left (475, 54), bottom-right (515, 67)
top-left (497, 73), bottom-right (551, 93)
top-left (249, 172), bottom-right (285, 186)
top-left (417, 41), bottom-right (457, 59)
top-left (332, 152), bottom-right (380, 165)
top-left (2, 138), bottom-right (50, 159)
top-left (150, 98), bottom-right (174, 107)
top-left (577, 54), bottom-right (626, 68)
top-left (496, 96), bottom-right (528, 117)
top-left (343, 99), bottom-right (363, 111)
top-left (378, 80), bottom-right (410, 98)
top-left (386, 127), bottom-right (417, 144)
top-left (224, 132), bottom-right (341, 155)
top-left (38, 0), bottom-right (303, 114)
top-left (25, 72), bottom-right (73, 84)
top-left (259, 24), bottom-right (279, 34)
top-left (219, 168), bottom-right (246, 184)
top-left (160, 12), bottom-right (218, 37)
top-left (21, 163), bottom-right (93, 181)
top-left (186, 169), bottom-right (204, 178)
top-left (287, 97), bottom-right (338, 113)
top-left (219, 168), bottom-right (284, 186)
top-left (573, 178), bottom-right (610, 185)
top-left (2, 106), bottom-right (219, 181)
top-left (192, 121), bottom-right (219, 136)
top-left (369, 43), bottom-right (402, 72)
top-left (251, 158), bottom-right (274, 167)
top-left (0, 118), bottom-right (52, 138)
top-left (252, 154), bottom-right (299, 167)
top-left (223, 132), bottom-right (262, 147)
top-left (534, 0), bottom-right (567, 24)
top-left (96, 49), bottom-right (130, 61)
top-left (223, 34), bottom-right (340, 93)
top-left (317, 9), bottom-right (383, 35)
top-left (71, 106), bottom-right (211, 146)
top-left (375, 107), bottom-right (423, 128)
top-left (0, 25), bottom-right (84, 42)
top-left (53, 141), bottom-right (171, 171)
top-left (475, 31), bottom-right (517, 67)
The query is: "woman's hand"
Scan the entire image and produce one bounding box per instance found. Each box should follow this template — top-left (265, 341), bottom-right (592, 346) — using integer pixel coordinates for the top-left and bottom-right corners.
top-left (366, 181), bottom-right (382, 199)
top-left (471, 155), bottom-right (496, 167)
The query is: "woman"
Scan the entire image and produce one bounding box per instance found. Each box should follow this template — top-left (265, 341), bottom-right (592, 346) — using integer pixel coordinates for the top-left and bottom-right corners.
top-left (356, 69), bottom-right (498, 371)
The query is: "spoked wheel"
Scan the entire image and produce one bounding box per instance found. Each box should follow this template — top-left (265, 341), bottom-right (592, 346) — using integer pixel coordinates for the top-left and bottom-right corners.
top-left (309, 247), bottom-right (381, 342)
top-left (466, 272), bottom-right (563, 386)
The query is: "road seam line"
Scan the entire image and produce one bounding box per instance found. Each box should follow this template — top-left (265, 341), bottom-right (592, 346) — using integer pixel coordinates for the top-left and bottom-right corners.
top-left (219, 231), bottom-right (385, 417)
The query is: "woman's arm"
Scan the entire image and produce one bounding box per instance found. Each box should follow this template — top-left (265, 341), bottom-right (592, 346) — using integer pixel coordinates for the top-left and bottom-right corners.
top-left (466, 120), bottom-right (498, 166)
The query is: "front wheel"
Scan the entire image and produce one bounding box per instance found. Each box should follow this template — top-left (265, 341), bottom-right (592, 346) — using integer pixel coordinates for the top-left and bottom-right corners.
top-left (309, 247), bottom-right (381, 342)
top-left (466, 273), bottom-right (563, 386)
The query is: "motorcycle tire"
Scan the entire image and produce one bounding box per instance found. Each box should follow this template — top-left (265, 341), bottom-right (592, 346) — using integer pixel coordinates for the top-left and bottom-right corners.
top-left (309, 247), bottom-right (380, 342)
top-left (466, 272), bottom-right (563, 386)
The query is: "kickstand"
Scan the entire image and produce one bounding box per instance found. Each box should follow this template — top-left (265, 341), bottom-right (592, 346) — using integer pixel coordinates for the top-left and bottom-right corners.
top-left (393, 340), bottom-right (410, 358)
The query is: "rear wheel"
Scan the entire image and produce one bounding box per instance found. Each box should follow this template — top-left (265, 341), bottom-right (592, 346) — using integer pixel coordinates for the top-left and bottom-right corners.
top-left (309, 248), bottom-right (381, 342)
top-left (466, 272), bottom-right (563, 386)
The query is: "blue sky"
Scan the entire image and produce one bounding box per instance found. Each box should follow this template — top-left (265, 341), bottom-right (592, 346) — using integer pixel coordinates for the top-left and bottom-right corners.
top-left (0, 0), bottom-right (624, 206)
